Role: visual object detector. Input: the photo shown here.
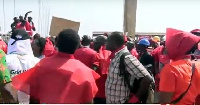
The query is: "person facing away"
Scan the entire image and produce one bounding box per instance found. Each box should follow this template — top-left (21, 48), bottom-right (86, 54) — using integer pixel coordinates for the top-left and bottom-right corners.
top-left (159, 28), bottom-right (200, 105)
top-left (11, 29), bottom-right (100, 104)
top-left (105, 32), bottom-right (152, 104)
top-left (6, 29), bottom-right (40, 104)
top-left (126, 41), bottom-right (138, 59)
top-left (74, 35), bottom-right (97, 69)
top-left (137, 38), bottom-right (155, 76)
top-left (92, 35), bottom-right (111, 104)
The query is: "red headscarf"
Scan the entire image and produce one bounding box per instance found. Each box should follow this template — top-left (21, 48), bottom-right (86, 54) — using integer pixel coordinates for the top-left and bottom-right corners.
top-left (43, 38), bottom-right (56, 57)
top-left (166, 28), bottom-right (200, 61)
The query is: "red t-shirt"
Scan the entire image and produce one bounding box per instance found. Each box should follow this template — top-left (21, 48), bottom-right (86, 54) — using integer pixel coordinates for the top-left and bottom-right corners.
top-left (12, 52), bottom-right (100, 104)
top-left (74, 47), bottom-right (97, 69)
top-left (16, 21), bottom-right (33, 36)
top-left (160, 59), bottom-right (200, 105)
top-left (93, 48), bottom-right (111, 98)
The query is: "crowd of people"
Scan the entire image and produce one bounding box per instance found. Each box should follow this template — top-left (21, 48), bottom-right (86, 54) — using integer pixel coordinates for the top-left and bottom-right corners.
top-left (0, 12), bottom-right (200, 104)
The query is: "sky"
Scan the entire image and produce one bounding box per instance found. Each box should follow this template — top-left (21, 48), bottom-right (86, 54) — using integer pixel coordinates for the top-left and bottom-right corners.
top-left (1, 0), bottom-right (200, 37)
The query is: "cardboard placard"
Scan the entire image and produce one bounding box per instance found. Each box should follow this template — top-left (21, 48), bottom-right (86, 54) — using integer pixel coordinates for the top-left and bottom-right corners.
top-left (49, 16), bottom-right (80, 36)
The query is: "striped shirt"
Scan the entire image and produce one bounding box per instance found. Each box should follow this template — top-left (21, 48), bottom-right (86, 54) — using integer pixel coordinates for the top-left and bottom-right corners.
top-left (105, 47), bottom-right (150, 104)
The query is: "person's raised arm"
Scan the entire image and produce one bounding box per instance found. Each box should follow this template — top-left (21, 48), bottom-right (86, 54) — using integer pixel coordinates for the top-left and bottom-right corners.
top-left (24, 11), bottom-right (32, 20)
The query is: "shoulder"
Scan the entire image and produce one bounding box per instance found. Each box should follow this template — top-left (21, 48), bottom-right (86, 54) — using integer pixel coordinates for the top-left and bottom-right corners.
top-left (85, 48), bottom-right (96, 54)
top-left (6, 54), bottom-right (18, 62)
top-left (161, 60), bottom-right (186, 77)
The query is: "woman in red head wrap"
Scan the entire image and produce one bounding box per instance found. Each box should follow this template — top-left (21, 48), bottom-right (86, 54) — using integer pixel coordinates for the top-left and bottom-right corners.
top-left (159, 28), bottom-right (200, 104)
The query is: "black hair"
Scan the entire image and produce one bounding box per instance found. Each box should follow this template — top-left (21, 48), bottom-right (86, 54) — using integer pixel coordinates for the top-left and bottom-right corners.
top-left (126, 41), bottom-right (135, 51)
top-left (93, 35), bottom-right (107, 52)
top-left (13, 17), bottom-right (17, 20)
top-left (35, 37), bottom-right (46, 53)
top-left (108, 32), bottom-right (125, 47)
top-left (57, 29), bottom-right (80, 54)
top-left (49, 37), bottom-right (55, 46)
top-left (192, 32), bottom-right (200, 36)
top-left (186, 43), bottom-right (198, 54)
top-left (33, 33), bottom-right (40, 40)
top-left (81, 35), bottom-right (91, 46)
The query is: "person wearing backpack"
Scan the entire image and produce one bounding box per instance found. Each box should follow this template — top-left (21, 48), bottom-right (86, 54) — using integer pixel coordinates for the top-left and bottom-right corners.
top-left (105, 32), bottom-right (153, 104)
top-left (159, 28), bottom-right (200, 104)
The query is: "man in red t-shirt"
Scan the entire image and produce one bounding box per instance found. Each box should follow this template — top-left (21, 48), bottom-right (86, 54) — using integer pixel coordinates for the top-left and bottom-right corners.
top-left (74, 35), bottom-right (97, 69)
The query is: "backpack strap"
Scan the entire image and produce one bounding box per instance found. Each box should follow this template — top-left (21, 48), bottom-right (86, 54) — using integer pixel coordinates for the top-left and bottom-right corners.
top-left (119, 52), bottom-right (132, 89)
top-left (171, 63), bottom-right (195, 104)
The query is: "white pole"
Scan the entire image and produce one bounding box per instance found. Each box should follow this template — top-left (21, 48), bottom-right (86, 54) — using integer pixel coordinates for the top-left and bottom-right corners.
top-left (3, 0), bottom-right (6, 32)
top-left (38, 0), bottom-right (41, 33)
top-left (14, 0), bottom-right (15, 16)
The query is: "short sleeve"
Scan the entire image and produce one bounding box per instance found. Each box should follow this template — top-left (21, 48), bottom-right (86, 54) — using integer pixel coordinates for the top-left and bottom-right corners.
top-left (159, 64), bottom-right (176, 92)
top-left (124, 55), bottom-right (150, 79)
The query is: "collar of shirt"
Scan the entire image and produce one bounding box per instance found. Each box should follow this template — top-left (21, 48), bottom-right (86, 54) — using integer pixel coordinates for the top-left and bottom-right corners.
top-left (83, 45), bottom-right (90, 48)
top-left (57, 52), bottom-right (75, 59)
top-left (109, 45), bottom-right (126, 59)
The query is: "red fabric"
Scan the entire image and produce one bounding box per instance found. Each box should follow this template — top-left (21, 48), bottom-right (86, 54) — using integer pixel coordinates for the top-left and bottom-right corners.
top-left (0, 40), bottom-right (7, 54)
top-left (16, 21), bottom-right (33, 36)
top-left (130, 49), bottom-right (138, 59)
top-left (152, 46), bottom-right (164, 62)
top-left (12, 52), bottom-right (100, 104)
top-left (74, 47), bottom-right (97, 69)
top-left (43, 38), bottom-right (55, 57)
top-left (152, 46), bottom-right (170, 65)
top-left (128, 94), bottom-right (139, 103)
top-left (166, 28), bottom-right (200, 61)
top-left (93, 46), bottom-right (111, 98)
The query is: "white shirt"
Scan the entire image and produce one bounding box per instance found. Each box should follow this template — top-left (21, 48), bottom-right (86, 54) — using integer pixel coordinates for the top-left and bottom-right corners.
top-left (6, 54), bottom-right (40, 104)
